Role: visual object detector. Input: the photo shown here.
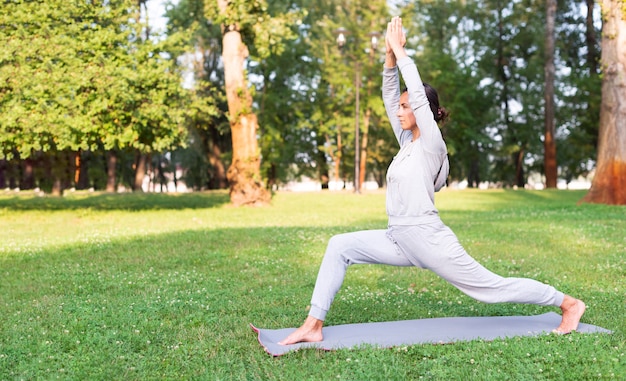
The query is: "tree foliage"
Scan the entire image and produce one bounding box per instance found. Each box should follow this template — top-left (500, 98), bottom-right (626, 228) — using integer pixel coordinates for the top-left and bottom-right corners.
top-left (0, 0), bottom-right (608, 195)
top-left (165, 0), bottom-right (229, 190)
top-left (1, 0), bottom-right (193, 193)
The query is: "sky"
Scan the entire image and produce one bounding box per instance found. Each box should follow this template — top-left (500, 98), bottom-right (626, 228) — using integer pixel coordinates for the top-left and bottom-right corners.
top-left (146, 0), bottom-right (172, 33)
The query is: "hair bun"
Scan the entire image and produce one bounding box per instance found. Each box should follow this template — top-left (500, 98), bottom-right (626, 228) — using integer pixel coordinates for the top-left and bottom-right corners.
top-left (436, 107), bottom-right (449, 123)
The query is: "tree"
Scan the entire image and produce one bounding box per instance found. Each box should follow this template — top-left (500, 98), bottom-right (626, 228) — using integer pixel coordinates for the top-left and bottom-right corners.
top-left (206, 0), bottom-right (299, 206)
top-left (98, 4), bottom-right (190, 193)
top-left (217, 0), bottom-right (270, 205)
top-left (0, 0), bottom-right (190, 194)
top-left (581, 0), bottom-right (626, 205)
top-left (0, 0), bottom-right (134, 193)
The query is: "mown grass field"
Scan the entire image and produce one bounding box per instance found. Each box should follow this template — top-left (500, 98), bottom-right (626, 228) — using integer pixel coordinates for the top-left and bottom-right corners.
top-left (0, 189), bottom-right (624, 380)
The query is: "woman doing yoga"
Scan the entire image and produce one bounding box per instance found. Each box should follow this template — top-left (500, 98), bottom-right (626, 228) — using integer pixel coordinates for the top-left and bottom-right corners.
top-left (279, 16), bottom-right (585, 346)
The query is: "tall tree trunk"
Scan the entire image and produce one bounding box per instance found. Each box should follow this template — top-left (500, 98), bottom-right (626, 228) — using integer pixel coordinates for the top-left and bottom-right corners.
top-left (218, 0), bottom-right (270, 206)
top-left (544, 0), bottom-right (557, 188)
top-left (76, 150), bottom-right (90, 190)
top-left (586, 0), bottom-right (599, 75)
top-left (354, 62), bottom-right (361, 193)
top-left (74, 151), bottom-right (81, 187)
top-left (134, 151), bottom-right (148, 192)
top-left (581, 1), bottom-right (626, 205)
top-left (360, 49), bottom-right (375, 191)
top-left (359, 108), bottom-right (370, 189)
top-left (105, 150), bottom-right (117, 193)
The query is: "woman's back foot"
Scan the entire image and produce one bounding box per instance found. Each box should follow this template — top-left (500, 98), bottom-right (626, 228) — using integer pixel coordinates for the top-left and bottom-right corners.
top-left (553, 296), bottom-right (586, 334)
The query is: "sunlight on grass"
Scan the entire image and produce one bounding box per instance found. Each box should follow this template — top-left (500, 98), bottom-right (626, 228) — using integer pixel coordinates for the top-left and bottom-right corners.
top-left (0, 189), bottom-right (624, 379)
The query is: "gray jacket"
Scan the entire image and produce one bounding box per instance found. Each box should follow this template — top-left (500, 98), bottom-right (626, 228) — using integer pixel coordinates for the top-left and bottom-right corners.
top-left (383, 57), bottom-right (449, 226)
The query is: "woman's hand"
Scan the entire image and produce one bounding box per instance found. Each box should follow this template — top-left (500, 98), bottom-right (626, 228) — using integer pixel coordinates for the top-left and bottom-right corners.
top-left (384, 16), bottom-right (407, 67)
top-left (385, 22), bottom-right (394, 55)
top-left (386, 16), bottom-right (406, 57)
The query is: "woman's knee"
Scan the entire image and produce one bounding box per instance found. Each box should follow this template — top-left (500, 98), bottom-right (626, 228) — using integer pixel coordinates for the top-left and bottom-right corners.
top-left (325, 233), bottom-right (362, 265)
top-left (324, 234), bottom-right (348, 258)
top-left (327, 233), bottom-right (354, 251)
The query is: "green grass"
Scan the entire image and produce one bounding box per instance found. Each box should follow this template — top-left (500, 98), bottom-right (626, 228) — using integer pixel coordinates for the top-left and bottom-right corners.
top-left (0, 189), bottom-right (624, 380)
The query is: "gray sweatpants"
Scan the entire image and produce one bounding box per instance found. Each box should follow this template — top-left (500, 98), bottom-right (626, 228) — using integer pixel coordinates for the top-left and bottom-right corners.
top-left (308, 221), bottom-right (564, 321)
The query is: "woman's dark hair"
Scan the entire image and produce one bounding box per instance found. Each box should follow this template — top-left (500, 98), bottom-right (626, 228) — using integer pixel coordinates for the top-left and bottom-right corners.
top-left (423, 83), bottom-right (448, 123)
top-left (402, 84), bottom-right (449, 123)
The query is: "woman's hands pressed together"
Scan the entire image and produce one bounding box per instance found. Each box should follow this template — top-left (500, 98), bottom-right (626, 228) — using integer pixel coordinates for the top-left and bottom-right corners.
top-left (386, 16), bottom-right (407, 61)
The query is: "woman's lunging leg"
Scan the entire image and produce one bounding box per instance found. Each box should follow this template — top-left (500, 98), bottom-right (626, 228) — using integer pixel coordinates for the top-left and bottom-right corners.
top-left (279, 229), bottom-right (412, 345)
top-left (309, 230), bottom-right (412, 320)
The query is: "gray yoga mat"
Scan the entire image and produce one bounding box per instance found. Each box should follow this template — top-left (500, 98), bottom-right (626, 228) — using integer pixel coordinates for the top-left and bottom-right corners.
top-left (251, 312), bottom-right (612, 356)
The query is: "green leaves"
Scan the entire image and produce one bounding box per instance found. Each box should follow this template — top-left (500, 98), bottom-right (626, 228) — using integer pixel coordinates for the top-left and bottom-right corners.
top-left (0, 0), bottom-right (192, 160)
top-left (0, 0), bottom-right (604, 190)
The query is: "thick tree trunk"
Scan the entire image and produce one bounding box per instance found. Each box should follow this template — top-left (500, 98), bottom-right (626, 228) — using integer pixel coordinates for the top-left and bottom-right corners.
top-left (105, 150), bottom-right (117, 193)
top-left (225, 113), bottom-right (270, 206)
top-left (581, 1), bottom-right (626, 205)
top-left (543, 0), bottom-right (557, 188)
top-left (586, 0), bottom-right (599, 75)
top-left (218, 0), bottom-right (270, 206)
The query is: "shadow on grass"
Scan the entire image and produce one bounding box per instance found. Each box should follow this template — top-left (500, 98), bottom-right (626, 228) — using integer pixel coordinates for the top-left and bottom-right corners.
top-left (0, 190), bottom-right (231, 211)
top-left (0, 189), bottom-right (611, 213)
top-left (4, 221), bottom-right (622, 326)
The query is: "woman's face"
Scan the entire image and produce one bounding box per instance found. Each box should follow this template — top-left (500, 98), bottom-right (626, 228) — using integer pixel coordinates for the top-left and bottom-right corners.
top-left (396, 91), bottom-right (417, 131)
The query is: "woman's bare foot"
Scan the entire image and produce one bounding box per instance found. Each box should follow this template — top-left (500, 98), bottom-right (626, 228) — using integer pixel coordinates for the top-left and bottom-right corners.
top-left (278, 316), bottom-right (324, 345)
top-left (553, 295), bottom-right (586, 334)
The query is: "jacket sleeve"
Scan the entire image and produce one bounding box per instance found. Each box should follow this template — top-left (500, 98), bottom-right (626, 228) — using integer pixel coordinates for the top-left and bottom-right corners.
top-left (382, 65), bottom-right (412, 146)
top-left (396, 57), bottom-right (447, 155)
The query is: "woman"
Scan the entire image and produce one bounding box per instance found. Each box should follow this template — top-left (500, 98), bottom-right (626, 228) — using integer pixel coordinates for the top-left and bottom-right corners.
top-left (279, 17), bottom-right (585, 345)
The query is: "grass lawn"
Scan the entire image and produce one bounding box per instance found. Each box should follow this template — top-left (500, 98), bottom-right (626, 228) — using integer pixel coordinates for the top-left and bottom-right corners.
top-left (0, 189), bottom-right (624, 380)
